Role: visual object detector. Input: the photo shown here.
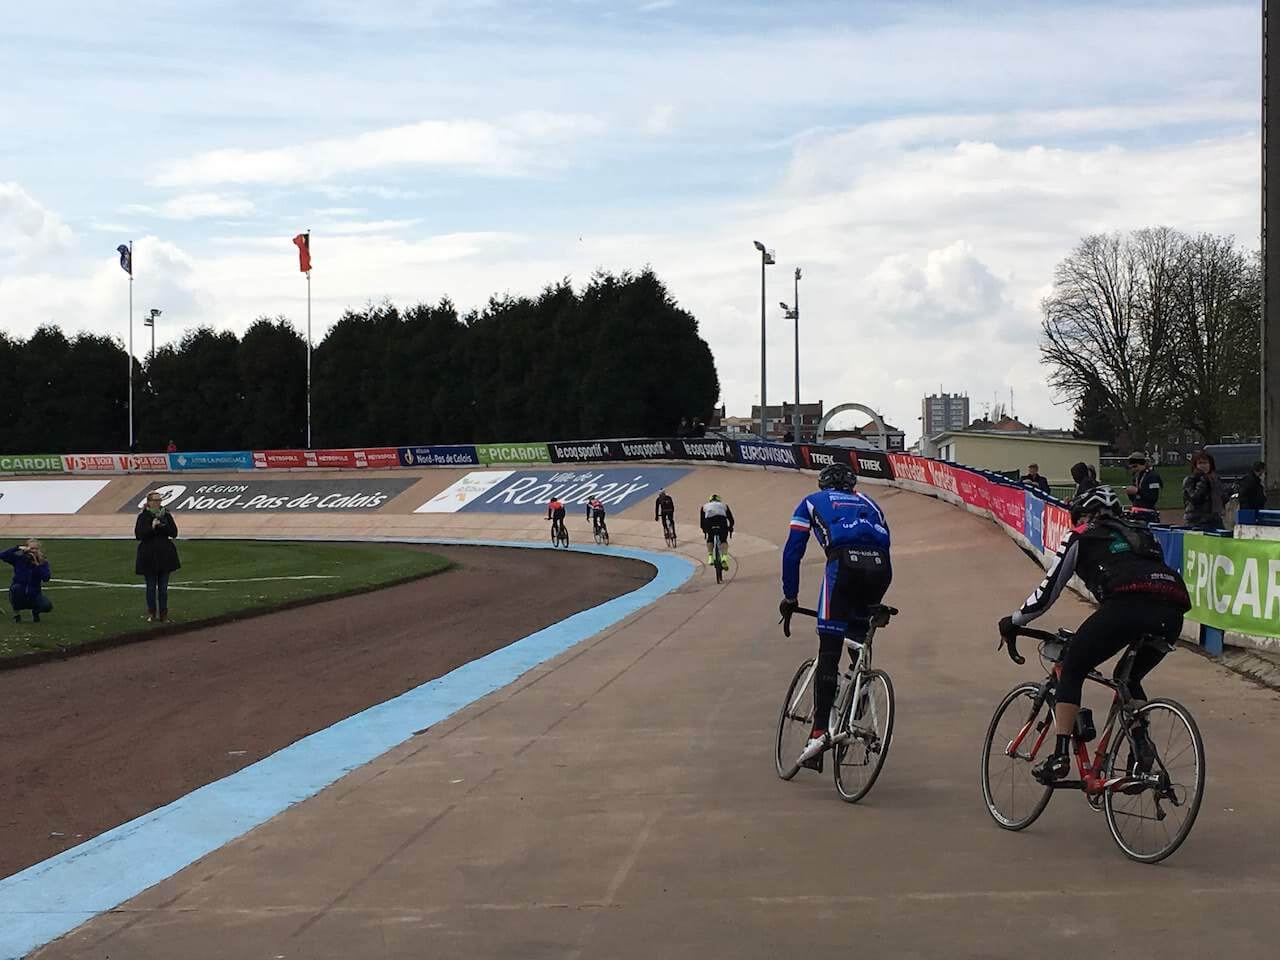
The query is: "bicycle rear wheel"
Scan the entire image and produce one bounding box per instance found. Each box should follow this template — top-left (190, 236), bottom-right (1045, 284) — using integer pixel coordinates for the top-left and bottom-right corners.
top-left (775, 658), bottom-right (816, 780)
top-left (714, 537), bottom-right (723, 583)
top-left (1103, 698), bottom-right (1205, 863)
top-left (981, 682), bottom-right (1054, 830)
top-left (833, 668), bottom-right (894, 803)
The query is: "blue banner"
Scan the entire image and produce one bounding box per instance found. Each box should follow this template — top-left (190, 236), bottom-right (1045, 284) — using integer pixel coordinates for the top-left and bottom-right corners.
top-left (168, 451), bottom-right (254, 471)
top-left (736, 440), bottom-right (798, 469)
top-left (1024, 490), bottom-right (1045, 552)
top-left (416, 467), bottom-right (690, 514)
top-left (398, 445), bottom-right (480, 467)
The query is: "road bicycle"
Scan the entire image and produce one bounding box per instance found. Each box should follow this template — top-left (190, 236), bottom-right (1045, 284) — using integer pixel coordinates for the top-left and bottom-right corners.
top-left (981, 624), bottom-right (1205, 863)
top-left (549, 517), bottom-right (569, 549)
top-left (660, 514), bottom-right (677, 548)
top-left (708, 530), bottom-right (729, 583)
top-left (592, 516), bottom-right (610, 546)
top-left (775, 604), bottom-right (898, 802)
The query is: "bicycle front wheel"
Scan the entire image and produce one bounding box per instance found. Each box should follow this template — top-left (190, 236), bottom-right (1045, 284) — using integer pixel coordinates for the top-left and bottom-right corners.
top-left (833, 669), bottom-right (894, 802)
top-left (981, 682), bottom-right (1054, 830)
top-left (1103, 698), bottom-right (1205, 864)
top-left (775, 658), bottom-right (816, 780)
top-left (714, 537), bottom-right (723, 583)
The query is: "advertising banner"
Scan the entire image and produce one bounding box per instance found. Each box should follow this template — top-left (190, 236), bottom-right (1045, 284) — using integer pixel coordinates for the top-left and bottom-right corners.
top-left (1042, 501), bottom-right (1074, 554)
top-left (988, 482), bottom-right (1026, 535)
top-left (169, 451), bottom-right (255, 471)
top-left (0, 479), bottom-right (109, 514)
top-left (399, 445), bottom-right (481, 467)
top-left (954, 469), bottom-right (990, 511)
top-left (417, 467), bottom-right (690, 515)
top-left (308, 448), bottom-right (401, 469)
top-left (673, 438), bottom-right (737, 463)
top-left (888, 453), bottom-right (929, 485)
top-left (64, 453), bottom-right (170, 473)
top-left (476, 442), bottom-right (551, 465)
top-left (793, 444), bottom-right (855, 471)
top-left (1024, 491), bottom-right (1045, 552)
top-left (121, 478), bottom-right (417, 513)
top-left (547, 440), bottom-right (625, 463)
top-left (922, 460), bottom-right (960, 498)
top-left (616, 438), bottom-right (682, 461)
top-left (850, 449), bottom-right (895, 480)
top-left (736, 440), bottom-right (799, 469)
top-left (1182, 533), bottom-right (1280, 638)
top-left (0, 454), bottom-right (65, 474)
top-left (252, 450), bottom-right (312, 469)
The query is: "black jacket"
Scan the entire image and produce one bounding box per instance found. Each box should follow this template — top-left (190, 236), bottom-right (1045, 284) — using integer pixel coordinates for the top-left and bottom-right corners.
top-left (1238, 472), bottom-right (1267, 511)
top-left (1128, 468), bottom-right (1163, 510)
top-left (654, 493), bottom-right (674, 519)
top-left (1020, 474), bottom-right (1051, 495)
top-left (1011, 516), bottom-right (1189, 626)
top-left (1182, 473), bottom-right (1224, 527)
top-left (135, 510), bottom-right (181, 576)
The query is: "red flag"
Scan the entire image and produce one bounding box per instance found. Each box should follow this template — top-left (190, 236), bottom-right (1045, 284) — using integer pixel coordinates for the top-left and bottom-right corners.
top-left (293, 233), bottom-right (311, 273)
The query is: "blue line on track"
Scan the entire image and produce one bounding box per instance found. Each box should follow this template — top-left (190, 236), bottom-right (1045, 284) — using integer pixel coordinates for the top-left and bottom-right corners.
top-left (0, 540), bottom-right (696, 960)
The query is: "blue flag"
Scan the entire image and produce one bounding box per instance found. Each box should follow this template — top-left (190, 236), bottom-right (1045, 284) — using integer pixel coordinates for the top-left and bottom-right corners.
top-left (117, 244), bottom-right (131, 276)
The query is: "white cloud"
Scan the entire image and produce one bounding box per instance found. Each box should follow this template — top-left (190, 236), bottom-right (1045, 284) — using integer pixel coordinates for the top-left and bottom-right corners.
top-left (865, 242), bottom-right (1006, 335)
top-left (0, 182), bottom-right (75, 260)
top-left (123, 193), bottom-right (257, 220)
top-left (150, 112), bottom-right (604, 188)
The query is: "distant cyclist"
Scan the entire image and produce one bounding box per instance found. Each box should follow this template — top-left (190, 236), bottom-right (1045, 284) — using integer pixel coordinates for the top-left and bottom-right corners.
top-left (655, 489), bottom-right (675, 538)
top-left (586, 496), bottom-right (607, 536)
top-left (699, 494), bottom-right (734, 566)
top-left (997, 486), bottom-right (1190, 784)
top-left (547, 497), bottom-right (567, 540)
top-left (779, 462), bottom-right (891, 771)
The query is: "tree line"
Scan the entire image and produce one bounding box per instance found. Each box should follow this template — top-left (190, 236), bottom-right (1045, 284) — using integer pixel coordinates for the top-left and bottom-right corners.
top-left (0, 269), bottom-right (721, 454)
top-left (1040, 228), bottom-right (1260, 451)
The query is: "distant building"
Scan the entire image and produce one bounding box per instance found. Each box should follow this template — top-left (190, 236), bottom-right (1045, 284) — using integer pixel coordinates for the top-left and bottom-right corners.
top-left (825, 420), bottom-right (907, 452)
top-left (922, 393), bottom-right (970, 439)
top-left (933, 429), bottom-right (1106, 486)
top-left (751, 401), bottom-right (824, 442)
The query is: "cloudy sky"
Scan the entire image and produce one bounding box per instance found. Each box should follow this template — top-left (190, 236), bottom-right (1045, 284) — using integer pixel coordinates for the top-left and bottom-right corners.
top-left (0, 1), bottom-right (1259, 442)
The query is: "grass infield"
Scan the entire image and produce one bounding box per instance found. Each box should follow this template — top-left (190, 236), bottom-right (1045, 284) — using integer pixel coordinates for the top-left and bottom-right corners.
top-left (1, 539), bottom-right (451, 662)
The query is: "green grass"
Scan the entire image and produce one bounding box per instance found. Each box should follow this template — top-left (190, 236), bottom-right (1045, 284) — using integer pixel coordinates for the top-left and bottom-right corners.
top-left (1099, 467), bottom-right (1184, 510)
top-left (0, 539), bottom-right (451, 661)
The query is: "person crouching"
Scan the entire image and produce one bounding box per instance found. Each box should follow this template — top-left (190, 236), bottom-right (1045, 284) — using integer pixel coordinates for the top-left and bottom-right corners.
top-left (3, 539), bottom-right (52, 623)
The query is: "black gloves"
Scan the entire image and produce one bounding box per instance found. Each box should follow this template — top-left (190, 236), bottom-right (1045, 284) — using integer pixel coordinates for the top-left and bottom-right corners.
top-left (998, 615), bottom-right (1018, 639)
top-left (779, 597), bottom-right (800, 618)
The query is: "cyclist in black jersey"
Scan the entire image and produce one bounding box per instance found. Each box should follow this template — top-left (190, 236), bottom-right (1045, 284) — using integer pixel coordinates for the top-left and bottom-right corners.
top-left (997, 486), bottom-right (1190, 783)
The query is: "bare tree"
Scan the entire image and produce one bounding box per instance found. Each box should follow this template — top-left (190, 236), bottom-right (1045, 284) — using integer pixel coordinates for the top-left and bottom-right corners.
top-left (1168, 235), bottom-right (1260, 443)
top-left (1040, 229), bottom-right (1182, 451)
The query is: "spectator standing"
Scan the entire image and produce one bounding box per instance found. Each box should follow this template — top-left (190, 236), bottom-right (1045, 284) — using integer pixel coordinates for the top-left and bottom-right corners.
top-left (1020, 463), bottom-right (1051, 496)
top-left (166, 439), bottom-right (177, 453)
top-left (2, 539), bottom-right (52, 623)
top-left (1070, 462), bottom-right (1098, 499)
top-left (1182, 451), bottom-right (1225, 530)
top-left (1237, 462), bottom-right (1267, 512)
top-left (1124, 451), bottom-right (1163, 511)
top-left (135, 490), bottom-right (181, 622)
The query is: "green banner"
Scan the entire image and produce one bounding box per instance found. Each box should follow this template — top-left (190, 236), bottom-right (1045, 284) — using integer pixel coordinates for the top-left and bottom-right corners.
top-left (1182, 533), bottom-right (1280, 638)
top-left (0, 453), bottom-right (65, 474)
top-left (476, 442), bottom-right (550, 465)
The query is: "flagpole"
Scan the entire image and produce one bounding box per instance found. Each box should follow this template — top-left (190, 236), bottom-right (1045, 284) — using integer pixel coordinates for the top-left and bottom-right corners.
top-left (127, 241), bottom-right (134, 452)
top-left (306, 232), bottom-right (312, 449)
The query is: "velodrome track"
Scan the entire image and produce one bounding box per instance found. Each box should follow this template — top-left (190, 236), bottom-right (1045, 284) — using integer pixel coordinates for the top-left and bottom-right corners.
top-left (4, 465), bottom-right (1280, 959)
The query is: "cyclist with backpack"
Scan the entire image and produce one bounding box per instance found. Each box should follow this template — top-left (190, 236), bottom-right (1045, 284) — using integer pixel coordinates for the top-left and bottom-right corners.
top-left (699, 494), bottom-right (734, 566)
top-left (654, 489), bottom-right (675, 539)
top-left (546, 497), bottom-right (567, 544)
top-left (997, 486), bottom-right (1190, 784)
top-left (586, 496), bottom-right (608, 539)
top-left (779, 462), bottom-right (892, 771)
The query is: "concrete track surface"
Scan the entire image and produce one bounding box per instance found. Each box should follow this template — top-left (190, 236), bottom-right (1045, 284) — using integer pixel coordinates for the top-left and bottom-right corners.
top-left (16, 467), bottom-right (1280, 959)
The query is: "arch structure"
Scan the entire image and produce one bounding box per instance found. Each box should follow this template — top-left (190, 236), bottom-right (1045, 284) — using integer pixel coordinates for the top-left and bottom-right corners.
top-left (816, 402), bottom-right (888, 449)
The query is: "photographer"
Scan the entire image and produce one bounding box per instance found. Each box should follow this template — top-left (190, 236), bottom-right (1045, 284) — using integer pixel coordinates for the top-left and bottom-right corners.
top-left (2, 539), bottom-right (52, 623)
top-left (135, 490), bottom-right (181, 622)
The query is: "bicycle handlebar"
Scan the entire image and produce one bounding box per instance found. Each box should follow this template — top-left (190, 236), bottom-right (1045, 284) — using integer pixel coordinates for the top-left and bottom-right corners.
top-left (998, 624), bottom-right (1059, 666)
top-left (779, 606), bottom-right (819, 637)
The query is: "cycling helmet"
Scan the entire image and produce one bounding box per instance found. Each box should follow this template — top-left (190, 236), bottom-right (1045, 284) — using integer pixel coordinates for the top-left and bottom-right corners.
top-left (1070, 485), bottom-right (1121, 522)
top-left (817, 462), bottom-right (856, 492)
top-left (709, 494), bottom-right (721, 502)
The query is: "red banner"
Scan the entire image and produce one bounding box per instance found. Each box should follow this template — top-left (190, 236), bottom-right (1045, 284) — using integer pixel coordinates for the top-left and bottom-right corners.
top-left (357, 447), bottom-right (400, 468)
top-left (922, 460), bottom-right (960, 497)
top-left (253, 450), bottom-right (315, 469)
top-left (888, 453), bottom-right (928, 485)
top-left (1043, 502), bottom-right (1074, 554)
top-left (988, 483), bottom-right (1027, 533)
top-left (954, 469), bottom-right (989, 510)
top-left (63, 454), bottom-right (120, 473)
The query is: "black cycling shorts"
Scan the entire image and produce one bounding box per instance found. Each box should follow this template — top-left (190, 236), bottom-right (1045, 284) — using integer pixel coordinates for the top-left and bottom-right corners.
top-left (1056, 596), bottom-right (1183, 707)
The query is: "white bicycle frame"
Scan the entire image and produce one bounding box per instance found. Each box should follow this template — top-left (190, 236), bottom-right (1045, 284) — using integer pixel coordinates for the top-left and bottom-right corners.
top-left (786, 620), bottom-right (885, 746)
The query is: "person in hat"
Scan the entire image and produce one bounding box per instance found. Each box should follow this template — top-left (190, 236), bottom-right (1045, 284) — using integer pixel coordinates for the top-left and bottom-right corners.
top-left (1123, 451), bottom-right (1162, 512)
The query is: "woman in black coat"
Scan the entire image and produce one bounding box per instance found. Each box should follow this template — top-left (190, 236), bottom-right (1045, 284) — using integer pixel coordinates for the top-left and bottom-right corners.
top-left (135, 490), bottom-right (181, 622)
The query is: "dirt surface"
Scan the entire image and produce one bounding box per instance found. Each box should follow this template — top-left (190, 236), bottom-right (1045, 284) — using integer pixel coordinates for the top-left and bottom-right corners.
top-left (0, 544), bottom-right (652, 879)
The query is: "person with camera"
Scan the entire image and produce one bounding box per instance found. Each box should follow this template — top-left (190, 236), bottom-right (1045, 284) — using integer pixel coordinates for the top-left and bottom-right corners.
top-left (135, 490), bottom-right (181, 622)
top-left (2, 539), bottom-right (52, 623)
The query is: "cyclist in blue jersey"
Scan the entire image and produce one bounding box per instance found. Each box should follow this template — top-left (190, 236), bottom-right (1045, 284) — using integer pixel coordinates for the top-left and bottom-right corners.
top-left (780, 462), bottom-right (892, 771)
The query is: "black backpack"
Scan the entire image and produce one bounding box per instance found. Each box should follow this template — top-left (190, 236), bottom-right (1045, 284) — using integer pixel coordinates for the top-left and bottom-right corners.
top-left (1085, 515), bottom-right (1166, 563)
